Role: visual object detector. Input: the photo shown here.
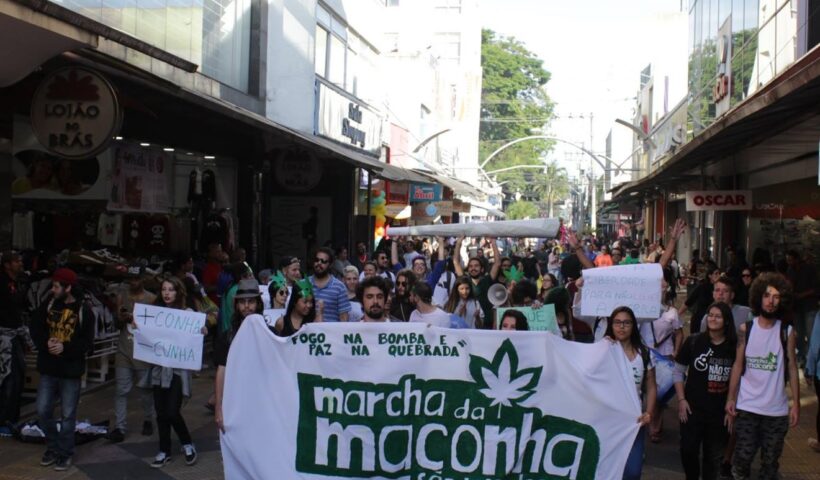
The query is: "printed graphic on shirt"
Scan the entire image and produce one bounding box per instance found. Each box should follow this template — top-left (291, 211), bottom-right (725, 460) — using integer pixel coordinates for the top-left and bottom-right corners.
top-left (48, 308), bottom-right (79, 343)
top-left (746, 352), bottom-right (778, 372)
top-left (698, 349), bottom-right (732, 394)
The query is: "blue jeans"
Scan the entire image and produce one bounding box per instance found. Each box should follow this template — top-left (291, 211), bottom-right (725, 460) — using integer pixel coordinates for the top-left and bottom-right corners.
top-left (623, 426), bottom-right (646, 480)
top-left (36, 375), bottom-right (81, 458)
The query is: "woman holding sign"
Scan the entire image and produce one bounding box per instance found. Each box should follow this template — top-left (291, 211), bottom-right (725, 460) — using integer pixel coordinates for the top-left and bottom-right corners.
top-left (149, 277), bottom-right (204, 469)
top-left (605, 306), bottom-right (657, 480)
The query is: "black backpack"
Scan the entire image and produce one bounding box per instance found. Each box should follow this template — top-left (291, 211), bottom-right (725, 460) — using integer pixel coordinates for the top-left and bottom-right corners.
top-left (741, 319), bottom-right (790, 384)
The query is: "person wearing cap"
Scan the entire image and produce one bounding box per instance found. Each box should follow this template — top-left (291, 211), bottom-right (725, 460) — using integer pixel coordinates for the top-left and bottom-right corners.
top-left (0, 251), bottom-right (30, 437)
top-left (106, 265), bottom-right (156, 443)
top-left (213, 278), bottom-right (263, 432)
top-left (29, 268), bottom-right (94, 471)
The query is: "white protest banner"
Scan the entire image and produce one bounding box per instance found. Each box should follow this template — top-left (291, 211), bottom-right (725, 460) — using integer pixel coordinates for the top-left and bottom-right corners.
top-left (388, 218), bottom-right (559, 238)
top-left (580, 263), bottom-right (662, 319)
top-left (221, 317), bottom-right (641, 479)
top-left (131, 303), bottom-right (205, 370)
top-left (497, 304), bottom-right (558, 334)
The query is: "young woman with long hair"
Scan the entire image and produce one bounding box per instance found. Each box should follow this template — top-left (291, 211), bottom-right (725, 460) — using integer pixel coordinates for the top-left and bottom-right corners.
top-left (674, 301), bottom-right (737, 480)
top-left (605, 306), bottom-right (657, 480)
top-left (443, 275), bottom-right (483, 329)
top-left (273, 279), bottom-right (323, 336)
top-left (149, 276), bottom-right (204, 468)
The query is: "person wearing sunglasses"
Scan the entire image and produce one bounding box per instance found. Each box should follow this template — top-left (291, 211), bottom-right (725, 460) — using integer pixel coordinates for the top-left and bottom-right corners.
top-left (308, 247), bottom-right (351, 322)
top-left (735, 268), bottom-right (754, 307)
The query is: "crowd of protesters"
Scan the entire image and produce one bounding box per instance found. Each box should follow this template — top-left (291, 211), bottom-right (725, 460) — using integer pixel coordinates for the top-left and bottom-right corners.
top-left (0, 216), bottom-right (817, 478)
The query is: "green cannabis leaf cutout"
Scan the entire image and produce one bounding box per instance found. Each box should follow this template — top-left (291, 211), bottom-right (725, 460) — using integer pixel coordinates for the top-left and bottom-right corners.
top-left (502, 266), bottom-right (524, 282)
top-left (469, 339), bottom-right (542, 418)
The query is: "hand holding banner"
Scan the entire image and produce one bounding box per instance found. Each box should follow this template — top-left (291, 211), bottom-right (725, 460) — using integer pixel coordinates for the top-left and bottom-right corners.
top-left (580, 264), bottom-right (662, 319)
top-left (131, 303), bottom-right (205, 370)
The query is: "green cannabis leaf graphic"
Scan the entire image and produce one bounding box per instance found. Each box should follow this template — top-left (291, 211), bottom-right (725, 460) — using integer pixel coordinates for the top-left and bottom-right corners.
top-left (502, 266), bottom-right (525, 282)
top-left (469, 339), bottom-right (542, 418)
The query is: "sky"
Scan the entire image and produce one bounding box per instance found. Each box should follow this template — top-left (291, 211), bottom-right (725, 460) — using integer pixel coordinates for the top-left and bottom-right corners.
top-left (479, 0), bottom-right (688, 183)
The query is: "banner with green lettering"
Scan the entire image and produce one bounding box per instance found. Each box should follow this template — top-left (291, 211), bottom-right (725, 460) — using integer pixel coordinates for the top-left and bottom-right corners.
top-left (220, 316), bottom-right (641, 479)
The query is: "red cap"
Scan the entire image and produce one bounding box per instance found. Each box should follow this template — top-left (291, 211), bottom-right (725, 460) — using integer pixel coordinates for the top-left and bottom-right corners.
top-left (52, 268), bottom-right (78, 286)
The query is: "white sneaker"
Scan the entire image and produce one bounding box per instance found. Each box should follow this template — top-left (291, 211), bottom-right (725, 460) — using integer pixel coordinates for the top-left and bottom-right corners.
top-left (182, 444), bottom-right (197, 466)
top-left (809, 438), bottom-right (820, 453)
top-left (151, 452), bottom-right (171, 468)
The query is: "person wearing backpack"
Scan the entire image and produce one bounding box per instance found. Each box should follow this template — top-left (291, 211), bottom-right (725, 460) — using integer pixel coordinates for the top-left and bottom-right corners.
top-left (29, 268), bottom-right (95, 472)
top-left (674, 302), bottom-right (737, 480)
top-left (725, 273), bottom-right (800, 480)
top-left (604, 306), bottom-right (657, 480)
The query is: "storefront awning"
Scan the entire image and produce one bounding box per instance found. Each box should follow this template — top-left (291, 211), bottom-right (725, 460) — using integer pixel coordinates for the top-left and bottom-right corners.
top-left (412, 170), bottom-right (487, 199)
top-left (0, 0), bottom-right (96, 86)
top-left (377, 164), bottom-right (435, 183)
top-left (615, 46), bottom-right (820, 199)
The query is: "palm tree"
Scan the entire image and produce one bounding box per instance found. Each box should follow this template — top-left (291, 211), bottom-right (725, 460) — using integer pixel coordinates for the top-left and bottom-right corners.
top-left (534, 161), bottom-right (569, 217)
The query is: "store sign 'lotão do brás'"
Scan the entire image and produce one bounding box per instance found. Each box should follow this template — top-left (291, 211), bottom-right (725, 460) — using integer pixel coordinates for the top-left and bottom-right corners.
top-left (30, 67), bottom-right (121, 159)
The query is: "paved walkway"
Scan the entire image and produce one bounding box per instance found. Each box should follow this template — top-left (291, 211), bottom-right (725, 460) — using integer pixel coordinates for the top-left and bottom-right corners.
top-left (1, 361), bottom-right (818, 479)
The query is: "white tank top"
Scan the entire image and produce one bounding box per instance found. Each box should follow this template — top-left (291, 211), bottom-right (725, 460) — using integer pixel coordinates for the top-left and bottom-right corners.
top-left (736, 318), bottom-right (790, 416)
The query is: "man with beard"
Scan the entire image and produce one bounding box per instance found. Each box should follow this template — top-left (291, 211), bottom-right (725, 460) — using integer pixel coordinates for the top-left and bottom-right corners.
top-left (389, 270), bottom-right (417, 322)
top-left (309, 247), bottom-right (350, 322)
top-left (29, 268), bottom-right (94, 471)
top-left (374, 250), bottom-right (396, 283)
top-left (0, 251), bottom-right (28, 437)
top-left (358, 276), bottom-right (389, 322)
top-left (454, 235), bottom-right (501, 329)
top-left (726, 273), bottom-right (799, 480)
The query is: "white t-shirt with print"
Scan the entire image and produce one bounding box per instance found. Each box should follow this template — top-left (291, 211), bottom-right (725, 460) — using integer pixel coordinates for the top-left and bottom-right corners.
top-left (409, 308), bottom-right (451, 328)
top-left (627, 348), bottom-right (655, 399)
top-left (639, 305), bottom-right (682, 356)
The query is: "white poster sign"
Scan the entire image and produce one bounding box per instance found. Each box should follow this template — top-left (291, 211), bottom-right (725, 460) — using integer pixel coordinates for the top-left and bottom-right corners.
top-left (221, 318), bottom-right (641, 479)
top-left (685, 190), bottom-right (752, 212)
top-left (108, 144), bottom-right (171, 213)
top-left (581, 264), bottom-right (663, 319)
top-left (131, 303), bottom-right (205, 370)
top-left (262, 308), bottom-right (285, 327)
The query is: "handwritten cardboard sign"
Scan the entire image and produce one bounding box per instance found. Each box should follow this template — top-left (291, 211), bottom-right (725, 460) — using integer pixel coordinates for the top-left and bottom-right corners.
top-left (497, 304), bottom-right (558, 334)
top-left (132, 303), bottom-right (205, 370)
top-left (580, 264), bottom-right (662, 319)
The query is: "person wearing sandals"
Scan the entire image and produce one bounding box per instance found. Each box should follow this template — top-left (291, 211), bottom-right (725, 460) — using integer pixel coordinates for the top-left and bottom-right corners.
top-left (149, 276), bottom-right (206, 468)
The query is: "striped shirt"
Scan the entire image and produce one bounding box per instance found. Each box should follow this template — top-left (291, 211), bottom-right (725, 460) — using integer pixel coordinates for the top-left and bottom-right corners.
top-left (309, 275), bottom-right (351, 322)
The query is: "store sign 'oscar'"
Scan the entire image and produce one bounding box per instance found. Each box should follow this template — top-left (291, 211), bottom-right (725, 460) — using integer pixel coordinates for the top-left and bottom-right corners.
top-left (30, 67), bottom-right (121, 159)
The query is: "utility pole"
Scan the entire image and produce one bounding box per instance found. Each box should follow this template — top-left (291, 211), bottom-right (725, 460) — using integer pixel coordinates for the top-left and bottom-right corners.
top-left (589, 112), bottom-right (597, 234)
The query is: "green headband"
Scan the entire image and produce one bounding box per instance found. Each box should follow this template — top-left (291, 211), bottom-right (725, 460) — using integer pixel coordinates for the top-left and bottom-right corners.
top-left (295, 278), bottom-right (314, 298)
top-left (270, 271), bottom-right (287, 290)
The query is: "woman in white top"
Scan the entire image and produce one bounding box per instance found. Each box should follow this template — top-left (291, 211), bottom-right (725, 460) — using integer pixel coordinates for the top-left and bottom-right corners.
top-left (443, 275), bottom-right (483, 328)
top-left (639, 267), bottom-right (684, 442)
top-left (606, 306), bottom-right (656, 480)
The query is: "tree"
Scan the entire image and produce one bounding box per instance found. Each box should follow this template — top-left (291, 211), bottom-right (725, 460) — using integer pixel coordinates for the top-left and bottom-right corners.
top-left (506, 200), bottom-right (539, 220)
top-left (533, 161), bottom-right (569, 217)
top-left (480, 29), bottom-right (555, 198)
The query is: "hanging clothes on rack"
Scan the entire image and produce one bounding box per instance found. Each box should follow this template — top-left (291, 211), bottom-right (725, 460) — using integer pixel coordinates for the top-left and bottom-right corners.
top-left (97, 212), bottom-right (123, 247)
top-left (12, 211), bottom-right (34, 249)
